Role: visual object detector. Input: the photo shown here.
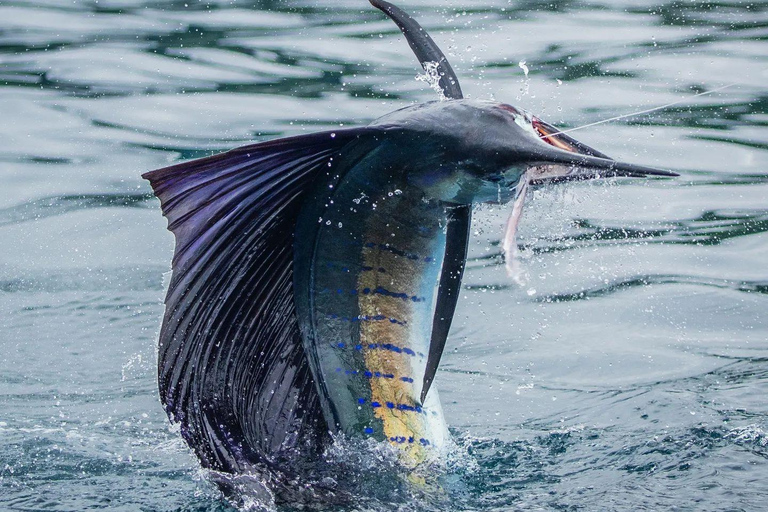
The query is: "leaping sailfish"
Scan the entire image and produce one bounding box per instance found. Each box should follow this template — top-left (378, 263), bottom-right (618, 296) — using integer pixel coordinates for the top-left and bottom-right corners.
top-left (143, 0), bottom-right (675, 502)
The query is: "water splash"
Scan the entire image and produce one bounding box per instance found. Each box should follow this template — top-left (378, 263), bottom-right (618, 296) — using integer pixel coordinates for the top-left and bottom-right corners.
top-left (518, 59), bottom-right (529, 77)
top-left (727, 424), bottom-right (768, 447)
top-left (417, 61), bottom-right (447, 101)
top-left (517, 59), bottom-right (531, 99)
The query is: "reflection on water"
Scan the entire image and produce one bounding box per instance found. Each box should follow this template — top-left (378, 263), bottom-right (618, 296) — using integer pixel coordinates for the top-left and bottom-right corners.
top-left (0, 0), bottom-right (766, 510)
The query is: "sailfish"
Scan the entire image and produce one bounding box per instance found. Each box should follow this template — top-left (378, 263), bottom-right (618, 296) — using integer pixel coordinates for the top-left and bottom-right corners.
top-left (143, 0), bottom-right (675, 501)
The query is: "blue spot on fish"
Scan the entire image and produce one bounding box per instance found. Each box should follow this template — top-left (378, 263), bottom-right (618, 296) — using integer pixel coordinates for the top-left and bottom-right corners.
top-left (332, 342), bottom-right (423, 359)
top-left (326, 314), bottom-right (408, 325)
top-left (371, 286), bottom-right (425, 303)
top-left (366, 400), bottom-right (425, 414)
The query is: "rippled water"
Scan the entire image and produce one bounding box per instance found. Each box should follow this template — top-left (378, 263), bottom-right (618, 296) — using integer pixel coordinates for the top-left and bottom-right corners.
top-left (1, 0), bottom-right (766, 510)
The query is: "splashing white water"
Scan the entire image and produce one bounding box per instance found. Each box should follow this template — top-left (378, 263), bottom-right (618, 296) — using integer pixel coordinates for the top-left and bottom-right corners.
top-left (518, 60), bottom-right (529, 77)
top-left (517, 59), bottom-right (531, 99)
top-left (417, 61), bottom-right (447, 101)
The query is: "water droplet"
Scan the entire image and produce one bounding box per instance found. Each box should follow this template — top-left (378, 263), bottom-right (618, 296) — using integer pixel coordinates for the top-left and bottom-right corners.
top-left (518, 60), bottom-right (529, 77)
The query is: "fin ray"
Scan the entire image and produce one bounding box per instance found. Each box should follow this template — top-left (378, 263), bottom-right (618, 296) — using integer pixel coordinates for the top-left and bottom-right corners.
top-left (143, 128), bottom-right (374, 472)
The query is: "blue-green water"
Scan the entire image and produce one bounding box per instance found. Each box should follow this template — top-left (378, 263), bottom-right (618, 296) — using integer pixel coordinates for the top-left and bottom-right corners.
top-left (1, 1), bottom-right (766, 510)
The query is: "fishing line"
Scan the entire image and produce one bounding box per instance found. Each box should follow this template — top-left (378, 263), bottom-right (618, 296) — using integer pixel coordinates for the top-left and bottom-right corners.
top-left (542, 83), bottom-right (736, 138)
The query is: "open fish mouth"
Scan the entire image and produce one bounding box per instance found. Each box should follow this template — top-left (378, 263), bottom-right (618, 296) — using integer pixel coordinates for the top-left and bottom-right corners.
top-left (529, 115), bottom-right (678, 183)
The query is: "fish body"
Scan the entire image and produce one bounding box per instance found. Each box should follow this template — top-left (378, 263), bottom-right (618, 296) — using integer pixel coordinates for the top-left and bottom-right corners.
top-left (291, 101), bottom-right (533, 461)
top-left (294, 139), bottom-right (453, 462)
top-left (142, 0), bottom-right (675, 501)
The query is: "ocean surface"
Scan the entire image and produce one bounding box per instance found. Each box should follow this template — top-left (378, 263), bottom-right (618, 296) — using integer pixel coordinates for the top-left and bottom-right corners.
top-left (1, 0), bottom-right (766, 510)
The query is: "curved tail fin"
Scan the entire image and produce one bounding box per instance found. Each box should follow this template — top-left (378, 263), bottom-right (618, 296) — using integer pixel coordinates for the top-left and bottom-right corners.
top-left (370, 0), bottom-right (463, 100)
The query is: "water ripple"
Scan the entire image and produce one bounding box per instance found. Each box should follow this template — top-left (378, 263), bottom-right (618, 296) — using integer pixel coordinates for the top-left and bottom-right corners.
top-left (529, 274), bottom-right (768, 302)
top-left (0, 193), bottom-right (155, 227)
top-left (466, 208), bottom-right (768, 275)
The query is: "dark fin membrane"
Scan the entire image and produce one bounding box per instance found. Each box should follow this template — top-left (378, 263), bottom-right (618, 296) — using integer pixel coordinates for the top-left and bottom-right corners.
top-left (370, 0), bottom-right (463, 100)
top-left (422, 204), bottom-right (471, 403)
top-left (142, 129), bottom-right (373, 475)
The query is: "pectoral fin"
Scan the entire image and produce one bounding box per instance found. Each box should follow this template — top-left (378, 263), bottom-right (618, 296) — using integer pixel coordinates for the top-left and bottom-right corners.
top-left (421, 204), bottom-right (472, 402)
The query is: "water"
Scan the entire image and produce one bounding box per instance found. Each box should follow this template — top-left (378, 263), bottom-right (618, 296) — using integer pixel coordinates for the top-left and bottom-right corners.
top-left (1, 0), bottom-right (766, 510)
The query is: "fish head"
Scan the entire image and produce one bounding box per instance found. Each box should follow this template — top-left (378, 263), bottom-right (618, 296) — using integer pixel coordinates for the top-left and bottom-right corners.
top-left (389, 100), bottom-right (677, 205)
top-left (468, 102), bottom-right (677, 202)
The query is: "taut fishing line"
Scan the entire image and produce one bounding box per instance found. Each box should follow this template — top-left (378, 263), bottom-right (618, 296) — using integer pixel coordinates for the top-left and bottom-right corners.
top-left (543, 83), bottom-right (736, 138)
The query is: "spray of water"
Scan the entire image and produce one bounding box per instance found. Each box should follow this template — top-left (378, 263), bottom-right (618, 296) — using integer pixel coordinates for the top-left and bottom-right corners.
top-left (417, 61), bottom-right (448, 101)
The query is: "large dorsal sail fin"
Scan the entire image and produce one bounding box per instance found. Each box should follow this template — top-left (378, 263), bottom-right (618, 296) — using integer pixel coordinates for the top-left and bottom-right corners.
top-left (143, 128), bottom-right (376, 472)
top-left (370, 0), bottom-right (463, 100)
